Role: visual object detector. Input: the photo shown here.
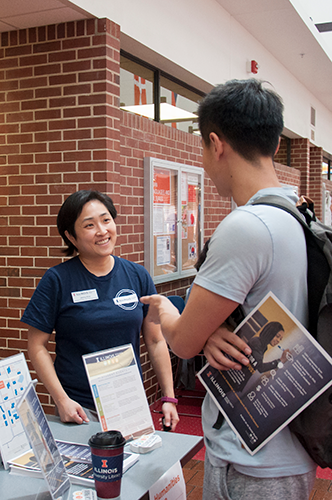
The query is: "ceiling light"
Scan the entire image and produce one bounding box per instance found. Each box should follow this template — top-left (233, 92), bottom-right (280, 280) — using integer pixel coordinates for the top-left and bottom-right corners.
top-left (120, 103), bottom-right (197, 123)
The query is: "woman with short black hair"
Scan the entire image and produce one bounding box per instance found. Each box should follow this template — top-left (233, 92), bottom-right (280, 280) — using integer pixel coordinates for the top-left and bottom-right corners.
top-left (22, 190), bottom-right (179, 430)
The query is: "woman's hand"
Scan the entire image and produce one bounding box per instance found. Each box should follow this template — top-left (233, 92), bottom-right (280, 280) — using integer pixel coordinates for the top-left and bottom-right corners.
top-left (203, 325), bottom-right (251, 371)
top-left (56, 396), bottom-right (89, 424)
top-left (160, 402), bottom-right (179, 431)
top-left (280, 348), bottom-right (291, 364)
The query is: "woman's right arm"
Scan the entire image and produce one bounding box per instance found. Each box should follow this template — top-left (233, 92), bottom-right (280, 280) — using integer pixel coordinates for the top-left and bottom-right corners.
top-left (27, 326), bottom-right (89, 424)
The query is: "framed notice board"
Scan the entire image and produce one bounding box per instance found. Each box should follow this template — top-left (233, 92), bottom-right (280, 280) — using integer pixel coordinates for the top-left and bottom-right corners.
top-left (144, 157), bottom-right (204, 284)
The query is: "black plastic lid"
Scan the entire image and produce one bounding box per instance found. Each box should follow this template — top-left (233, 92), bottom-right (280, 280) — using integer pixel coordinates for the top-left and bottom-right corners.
top-left (88, 431), bottom-right (125, 449)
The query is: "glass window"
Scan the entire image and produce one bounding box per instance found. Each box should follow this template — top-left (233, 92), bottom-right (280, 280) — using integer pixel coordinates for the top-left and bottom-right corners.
top-left (322, 158), bottom-right (331, 180)
top-left (120, 53), bottom-right (204, 132)
top-left (120, 55), bottom-right (154, 108)
top-left (159, 75), bottom-right (201, 133)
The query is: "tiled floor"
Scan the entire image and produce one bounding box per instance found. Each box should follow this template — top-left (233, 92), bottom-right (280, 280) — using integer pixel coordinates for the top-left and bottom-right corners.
top-left (183, 459), bottom-right (204, 499)
top-left (151, 381), bottom-right (332, 499)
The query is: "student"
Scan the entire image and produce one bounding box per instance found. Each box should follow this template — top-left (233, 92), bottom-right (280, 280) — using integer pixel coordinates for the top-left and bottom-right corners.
top-left (22, 190), bottom-right (179, 430)
top-left (141, 79), bottom-right (316, 499)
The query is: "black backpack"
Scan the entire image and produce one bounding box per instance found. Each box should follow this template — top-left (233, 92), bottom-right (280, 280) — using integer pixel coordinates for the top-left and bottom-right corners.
top-left (252, 194), bottom-right (332, 468)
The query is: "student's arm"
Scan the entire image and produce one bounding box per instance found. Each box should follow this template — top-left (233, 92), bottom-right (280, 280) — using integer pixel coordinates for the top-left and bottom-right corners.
top-left (141, 284), bottom-right (251, 370)
top-left (142, 319), bottom-right (179, 431)
top-left (27, 326), bottom-right (89, 424)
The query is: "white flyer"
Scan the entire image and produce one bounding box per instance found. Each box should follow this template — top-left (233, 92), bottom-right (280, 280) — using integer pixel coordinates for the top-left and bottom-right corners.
top-left (148, 460), bottom-right (186, 500)
top-left (83, 344), bottom-right (155, 440)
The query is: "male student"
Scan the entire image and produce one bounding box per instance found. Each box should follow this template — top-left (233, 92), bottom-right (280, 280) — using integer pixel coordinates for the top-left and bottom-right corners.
top-left (141, 79), bottom-right (316, 500)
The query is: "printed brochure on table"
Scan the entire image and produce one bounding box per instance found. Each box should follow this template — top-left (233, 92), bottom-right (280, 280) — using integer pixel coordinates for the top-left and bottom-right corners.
top-left (83, 344), bottom-right (155, 440)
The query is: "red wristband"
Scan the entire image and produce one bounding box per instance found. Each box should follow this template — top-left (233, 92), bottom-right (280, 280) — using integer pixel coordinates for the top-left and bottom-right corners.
top-left (161, 396), bottom-right (178, 404)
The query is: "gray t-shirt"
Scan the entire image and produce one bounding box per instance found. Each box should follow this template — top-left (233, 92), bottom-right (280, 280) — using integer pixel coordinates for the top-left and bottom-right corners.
top-left (195, 187), bottom-right (316, 477)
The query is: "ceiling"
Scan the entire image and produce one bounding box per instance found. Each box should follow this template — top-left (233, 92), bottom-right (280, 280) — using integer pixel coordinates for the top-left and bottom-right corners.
top-left (215, 0), bottom-right (332, 111)
top-left (1, 0), bottom-right (332, 111)
top-left (0, 0), bottom-right (91, 32)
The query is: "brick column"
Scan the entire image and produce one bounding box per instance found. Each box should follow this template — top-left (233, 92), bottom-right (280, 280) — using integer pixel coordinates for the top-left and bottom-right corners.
top-left (309, 146), bottom-right (323, 220)
top-left (291, 138), bottom-right (310, 196)
top-left (274, 136), bottom-right (289, 166)
top-left (0, 18), bottom-right (121, 412)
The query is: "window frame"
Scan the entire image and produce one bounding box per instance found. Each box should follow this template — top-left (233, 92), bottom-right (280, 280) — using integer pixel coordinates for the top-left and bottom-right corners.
top-left (120, 50), bottom-right (205, 123)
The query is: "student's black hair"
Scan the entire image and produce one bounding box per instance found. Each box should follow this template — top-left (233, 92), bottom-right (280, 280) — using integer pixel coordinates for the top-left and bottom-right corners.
top-left (57, 190), bottom-right (117, 256)
top-left (198, 79), bottom-right (284, 162)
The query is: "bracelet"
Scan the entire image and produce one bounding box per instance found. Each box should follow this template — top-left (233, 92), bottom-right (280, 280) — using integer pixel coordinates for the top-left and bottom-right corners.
top-left (161, 396), bottom-right (178, 405)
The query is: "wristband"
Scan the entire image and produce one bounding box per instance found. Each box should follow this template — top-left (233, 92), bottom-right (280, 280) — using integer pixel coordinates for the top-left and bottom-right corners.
top-left (161, 396), bottom-right (178, 405)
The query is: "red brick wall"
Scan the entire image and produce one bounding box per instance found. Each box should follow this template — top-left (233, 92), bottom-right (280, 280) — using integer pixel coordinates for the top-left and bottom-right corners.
top-left (0, 18), bottom-right (122, 412)
top-left (274, 161), bottom-right (300, 187)
top-left (275, 137), bottom-right (289, 166)
top-left (119, 109), bottom-right (227, 298)
top-left (291, 138), bottom-right (310, 197)
top-left (309, 146), bottom-right (323, 220)
top-left (0, 17), bottom-right (307, 413)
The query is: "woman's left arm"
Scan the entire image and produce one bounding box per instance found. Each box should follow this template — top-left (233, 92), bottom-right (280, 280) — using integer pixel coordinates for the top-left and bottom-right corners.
top-left (142, 318), bottom-right (179, 431)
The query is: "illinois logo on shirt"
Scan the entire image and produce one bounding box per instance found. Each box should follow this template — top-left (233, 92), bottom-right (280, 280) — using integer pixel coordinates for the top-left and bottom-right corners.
top-left (113, 289), bottom-right (139, 310)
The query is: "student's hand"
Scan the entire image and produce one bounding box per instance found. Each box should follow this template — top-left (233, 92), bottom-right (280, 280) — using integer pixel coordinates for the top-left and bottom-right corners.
top-left (160, 402), bottom-right (179, 431)
top-left (56, 397), bottom-right (90, 424)
top-left (203, 325), bottom-right (251, 371)
top-left (140, 295), bottom-right (180, 325)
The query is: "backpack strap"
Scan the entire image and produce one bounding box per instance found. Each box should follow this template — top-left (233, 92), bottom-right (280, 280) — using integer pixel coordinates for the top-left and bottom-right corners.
top-left (251, 195), bottom-right (311, 229)
top-left (251, 194), bottom-right (329, 340)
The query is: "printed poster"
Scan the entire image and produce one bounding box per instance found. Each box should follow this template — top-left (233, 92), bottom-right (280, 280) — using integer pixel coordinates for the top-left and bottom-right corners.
top-left (157, 236), bottom-right (171, 266)
top-left (198, 292), bottom-right (332, 455)
top-left (0, 353), bottom-right (32, 468)
top-left (83, 344), bottom-right (155, 440)
top-left (154, 168), bottom-right (171, 205)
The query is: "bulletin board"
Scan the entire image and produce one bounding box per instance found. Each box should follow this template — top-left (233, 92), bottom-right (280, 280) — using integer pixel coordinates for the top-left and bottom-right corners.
top-left (144, 157), bottom-right (204, 284)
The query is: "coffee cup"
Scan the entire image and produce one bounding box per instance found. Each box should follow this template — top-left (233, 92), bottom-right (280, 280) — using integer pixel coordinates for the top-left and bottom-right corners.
top-left (88, 430), bottom-right (126, 499)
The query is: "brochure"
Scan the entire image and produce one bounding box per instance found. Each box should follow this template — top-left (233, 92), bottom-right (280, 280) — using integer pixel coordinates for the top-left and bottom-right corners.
top-left (0, 352), bottom-right (32, 468)
top-left (198, 292), bottom-right (332, 455)
top-left (17, 381), bottom-right (71, 500)
top-left (83, 344), bottom-right (155, 440)
top-left (9, 439), bottom-right (139, 485)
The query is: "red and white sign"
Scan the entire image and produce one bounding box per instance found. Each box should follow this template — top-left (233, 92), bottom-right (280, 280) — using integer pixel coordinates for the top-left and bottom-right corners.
top-left (154, 168), bottom-right (171, 205)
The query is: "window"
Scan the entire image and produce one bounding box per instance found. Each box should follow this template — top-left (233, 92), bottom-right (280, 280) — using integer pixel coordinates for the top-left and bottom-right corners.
top-left (120, 55), bottom-right (154, 108)
top-left (144, 157), bottom-right (204, 284)
top-left (322, 157), bottom-right (331, 180)
top-left (120, 52), bottom-right (204, 134)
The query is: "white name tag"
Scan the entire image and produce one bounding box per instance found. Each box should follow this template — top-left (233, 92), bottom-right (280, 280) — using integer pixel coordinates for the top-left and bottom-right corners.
top-left (113, 293), bottom-right (138, 306)
top-left (71, 289), bottom-right (99, 303)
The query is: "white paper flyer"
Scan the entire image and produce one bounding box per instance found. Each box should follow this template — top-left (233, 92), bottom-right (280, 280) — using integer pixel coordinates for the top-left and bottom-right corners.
top-left (83, 344), bottom-right (155, 440)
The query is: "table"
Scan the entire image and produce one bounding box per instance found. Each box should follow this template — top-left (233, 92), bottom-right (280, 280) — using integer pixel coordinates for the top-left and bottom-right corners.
top-left (1, 415), bottom-right (204, 500)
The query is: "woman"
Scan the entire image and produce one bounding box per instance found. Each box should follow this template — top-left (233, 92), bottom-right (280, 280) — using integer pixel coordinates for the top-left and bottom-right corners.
top-left (21, 190), bottom-right (179, 429)
top-left (248, 321), bottom-right (290, 373)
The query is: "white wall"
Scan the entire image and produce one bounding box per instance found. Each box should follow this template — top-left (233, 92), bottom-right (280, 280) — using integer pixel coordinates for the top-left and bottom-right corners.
top-left (72, 0), bottom-right (332, 155)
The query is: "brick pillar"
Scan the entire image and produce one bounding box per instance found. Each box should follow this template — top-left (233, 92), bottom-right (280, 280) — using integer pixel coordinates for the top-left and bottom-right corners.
top-left (290, 138), bottom-right (310, 196)
top-left (309, 146), bottom-right (323, 220)
top-left (274, 136), bottom-right (289, 166)
top-left (0, 18), bottom-right (121, 412)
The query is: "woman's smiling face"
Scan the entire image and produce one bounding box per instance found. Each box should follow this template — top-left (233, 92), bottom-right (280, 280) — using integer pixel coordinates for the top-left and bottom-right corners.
top-left (65, 199), bottom-right (117, 259)
top-left (270, 330), bottom-right (284, 347)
